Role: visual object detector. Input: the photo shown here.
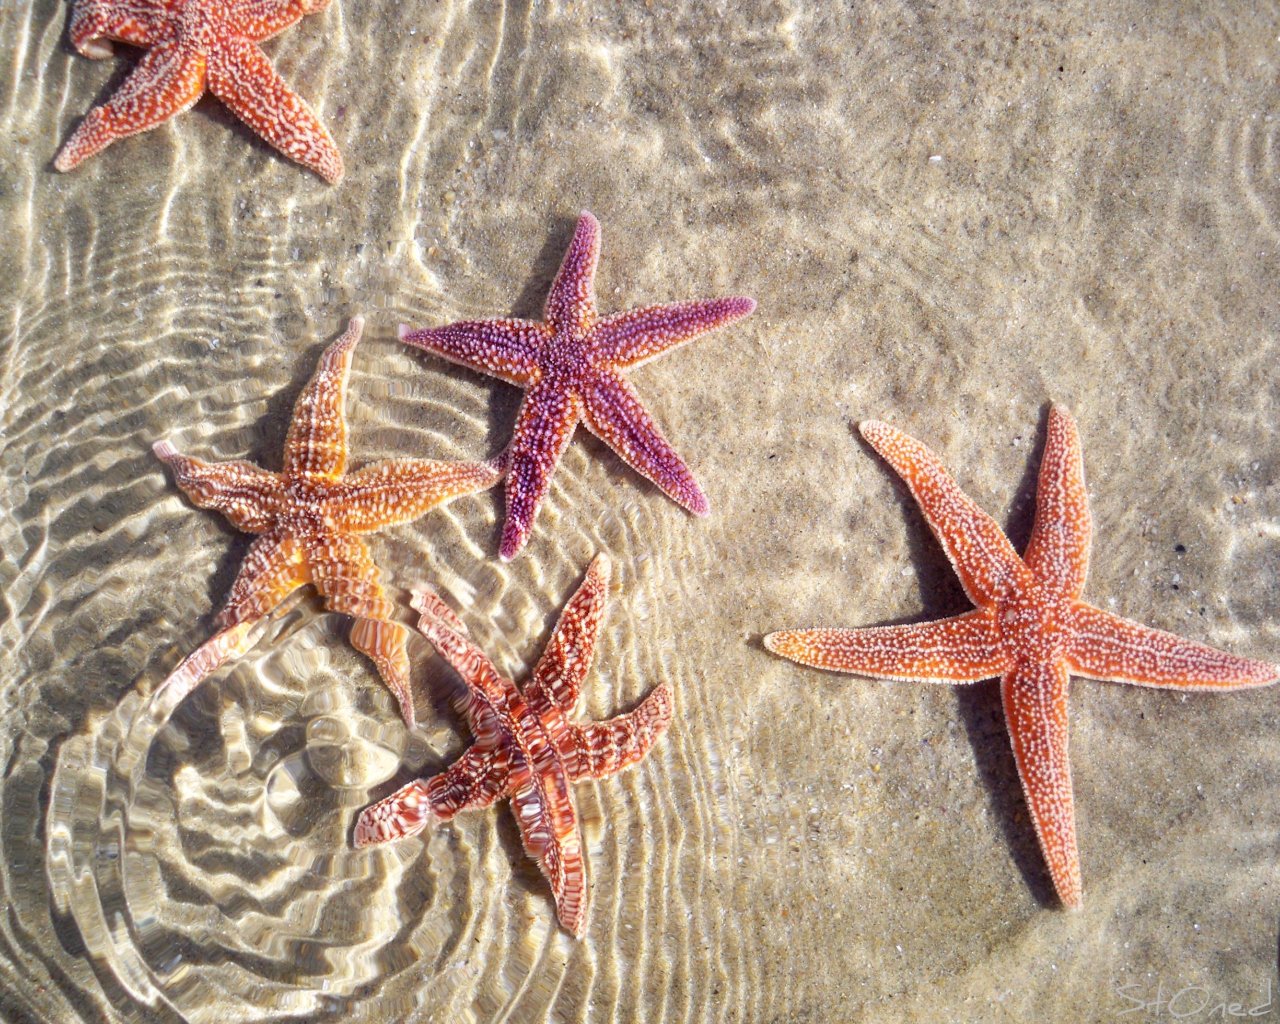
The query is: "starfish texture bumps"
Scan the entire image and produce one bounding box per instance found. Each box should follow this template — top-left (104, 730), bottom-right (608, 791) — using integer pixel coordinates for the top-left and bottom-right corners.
top-left (56, 0), bottom-right (343, 182)
top-left (399, 211), bottom-right (756, 559)
top-left (355, 554), bottom-right (673, 938)
top-left (153, 317), bottom-right (499, 727)
top-left (765, 405), bottom-right (1278, 909)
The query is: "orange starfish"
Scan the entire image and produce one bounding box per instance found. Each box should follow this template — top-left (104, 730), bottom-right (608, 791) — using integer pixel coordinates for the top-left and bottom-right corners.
top-left (152, 317), bottom-right (499, 727)
top-left (354, 554), bottom-right (673, 938)
top-left (765, 405), bottom-right (1277, 909)
top-left (56, 0), bottom-right (343, 182)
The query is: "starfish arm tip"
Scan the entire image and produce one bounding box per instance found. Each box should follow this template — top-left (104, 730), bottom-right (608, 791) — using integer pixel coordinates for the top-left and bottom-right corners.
top-left (589, 551), bottom-right (612, 578)
top-left (761, 632), bottom-right (781, 653)
top-left (484, 455), bottom-right (508, 480)
top-left (733, 296), bottom-right (758, 316)
top-left (397, 323), bottom-right (412, 341)
top-left (152, 439), bottom-right (177, 461)
top-left (498, 523), bottom-right (528, 561)
top-left (78, 38), bottom-right (115, 60)
top-left (353, 782), bottom-right (438, 846)
top-left (347, 314), bottom-right (364, 333)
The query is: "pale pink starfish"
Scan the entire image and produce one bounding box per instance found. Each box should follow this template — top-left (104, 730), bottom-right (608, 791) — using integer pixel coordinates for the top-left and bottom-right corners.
top-left (56, 0), bottom-right (343, 182)
top-left (399, 211), bottom-right (756, 559)
top-left (355, 554), bottom-right (673, 937)
top-left (766, 405), bottom-right (1278, 909)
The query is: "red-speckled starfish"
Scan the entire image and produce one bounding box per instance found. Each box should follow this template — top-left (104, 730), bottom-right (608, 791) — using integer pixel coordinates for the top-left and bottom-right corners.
top-left (56, 0), bottom-right (343, 182)
top-left (766, 405), bottom-right (1277, 909)
top-left (355, 554), bottom-right (673, 937)
top-left (153, 317), bottom-right (499, 727)
top-left (399, 211), bottom-right (756, 560)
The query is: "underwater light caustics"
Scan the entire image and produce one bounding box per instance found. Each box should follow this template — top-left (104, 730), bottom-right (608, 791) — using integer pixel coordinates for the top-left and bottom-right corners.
top-left (399, 210), bottom-right (757, 560)
top-left (355, 554), bottom-right (673, 938)
top-left (765, 405), bottom-right (1278, 910)
top-left (152, 317), bottom-right (500, 727)
top-left (57, 0), bottom-right (344, 182)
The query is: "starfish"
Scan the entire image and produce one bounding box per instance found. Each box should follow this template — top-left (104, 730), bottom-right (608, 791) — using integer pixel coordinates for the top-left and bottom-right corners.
top-left (55, 0), bottom-right (343, 182)
top-left (354, 553), bottom-right (673, 937)
top-left (152, 317), bottom-right (500, 727)
top-left (765, 405), bottom-right (1278, 909)
top-left (398, 211), bottom-right (756, 560)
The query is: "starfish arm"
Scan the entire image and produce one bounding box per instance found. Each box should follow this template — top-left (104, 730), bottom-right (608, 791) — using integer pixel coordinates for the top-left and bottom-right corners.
top-left (566, 683), bottom-right (674, 782)
top-left (304, 531), bottom-right (418, 726)
top-left (858, 421), bottom-right (1030, 607)
top-left (228, 0), bottom-right (331, 42)
top-left (499, 382), bottom-right (583, 560)
top-left (528, 554), bottom-right (609, 713)
top-left (397, 319), bottom-right (549, 388)
top-left (581, 371), bottom-right (710, 516)
top-left (151, 620), bottom-right (260, 708)
top-left (156, 531), bottom-right (307, 705)
top-left (216, 531), bottom-right (309, 627)
top-left (1023, 405), bottom-right (1092, 598)
top-left (412, 599), bottom-right (513, 711)
top-left (353, 743), bottom-right (512, 846)
top-left (353, 779), bottom-right (438, 846)
top-left (763, 609), bottom-right (1008, 682)
top-left (1065, 603), bottom-right (1279, 690)
top-left (423, 743), bottom-right (512, 819)
top-left (1001, 659), bottom-right (1082, 910)
top-left (204, 36), bottom-right (342, 183)
top-left (55, 36), bottom-right (207, 172)
top-left (409, 582), bottom-right (468, 635)
top-left (282, 317), bottom-right (361, 479)
top-left (325, 458), bottom-right (501, 532)
top-left (544, 211), bottom-right (601, 335)
top-left (69, 0), bottom-right (170, 57)
top-left (511, 775), bottom-right (588, 938)
top-left (153, 440), bottom-right (283, 533)
top-left (592, 297), bottom-right (757, 370)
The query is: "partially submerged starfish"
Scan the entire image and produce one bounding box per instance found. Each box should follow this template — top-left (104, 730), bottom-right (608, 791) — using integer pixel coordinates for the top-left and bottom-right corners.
top-left (765, 405), bottom-right (1277, 909)
top-left (56, 0), bottom-right (343, 182)
top-left (399, 211), bottom-right (756, 559)
top-left (153, 317), bottom-right (499, 727)
top-left (355, 554), bottom-right (673, 937)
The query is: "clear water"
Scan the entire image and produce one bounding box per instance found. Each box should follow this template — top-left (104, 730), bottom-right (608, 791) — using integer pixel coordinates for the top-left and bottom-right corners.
top-left (3, 1), bottom-right (1279, 1021)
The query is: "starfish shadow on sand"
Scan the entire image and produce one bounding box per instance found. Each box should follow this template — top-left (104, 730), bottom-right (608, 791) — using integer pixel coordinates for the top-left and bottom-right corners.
top-left (841, 413), bottom-right (1060, 904)
top-left (849, 406), bottom-right (1065, 907)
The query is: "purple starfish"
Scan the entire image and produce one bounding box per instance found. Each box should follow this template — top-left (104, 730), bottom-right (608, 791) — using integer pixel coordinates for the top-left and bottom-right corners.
top-left (399, 211), bottom-right (756, 560)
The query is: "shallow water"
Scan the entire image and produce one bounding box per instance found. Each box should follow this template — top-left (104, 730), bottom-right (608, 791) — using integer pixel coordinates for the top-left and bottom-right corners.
top-left (3, 1), bottom-right (1280, 1021)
